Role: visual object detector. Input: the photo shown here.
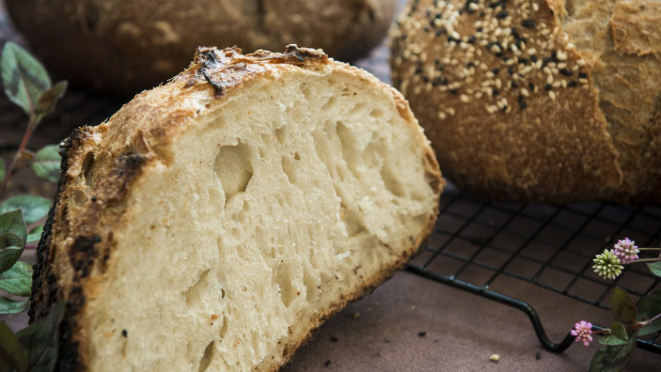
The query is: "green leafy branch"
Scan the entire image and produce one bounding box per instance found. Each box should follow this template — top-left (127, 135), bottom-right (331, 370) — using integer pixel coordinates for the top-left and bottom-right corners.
top-left (0, 42), bottom-right (68, 372)
top-left (569, 238), bottom-right (661, 372)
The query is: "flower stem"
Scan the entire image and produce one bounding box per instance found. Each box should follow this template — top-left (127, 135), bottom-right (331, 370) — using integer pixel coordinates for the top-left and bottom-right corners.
top-left (630, 258), bottom-right (661, 264)
top-left (638, 248), bottom-right (661, 251)
top-left (0, 115), bottom-right (36, 197)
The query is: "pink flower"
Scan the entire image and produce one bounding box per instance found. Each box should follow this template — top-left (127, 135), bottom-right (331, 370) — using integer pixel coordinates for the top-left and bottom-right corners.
top-left (571, 321), bottom-right (593, 347)
top-left (613, 238), bottom-right (639, 264)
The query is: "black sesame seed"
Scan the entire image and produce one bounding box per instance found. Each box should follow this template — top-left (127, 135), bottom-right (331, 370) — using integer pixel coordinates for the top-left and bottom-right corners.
top-left (436, 29), bottom-right (444, 37)
top-left (511, 81), bottom-right (519, 88)
top-left (502, 105), bottom-right (508, 112)
top-left (508, 67), bottom-right (514, 75)
top-left (560, 68), bottom-right (572, 76)
top-left (492, 68), bottom-right (500, 75)
top-left (468, 35), bottom-right (477, 44)
top-left (522, 19), bottom-right (536, 28)
top-left (476, 27), bottom-right (483, 33)
top-left (122, 330), bottom-right (128, 338)
top-left (518, 57), bottom-right (529, 65)
top-left (496, 10), bottom-right (509, 19)
top-left (489, 1), bottom-right (500, 8)
top-left (91, 196), bottom-right (98, 202)
top-left (492, 89), bottom-right (500, 96)
top-left (479, 10), bottom-right (486, 17)
top-left (568, 80), bottom-right (578, 87)
top-left (435, 58), bottom-right (440, 65)
top-left (449, 88), bottom-right (459, 95)
top-left (578, 72), bottom-right (588, 78)
top-left (467, 62), bottom-right (475, 68)
top-left (325, 360), bottom-right (331, 367)
top-left (518, 94), bottom-right (524, 103)
top-left (543, 57), bottom-right (551, 66)
top-left (418, 331), bottom-right (427, 337)
top-left (330, 336), bottom-right (339, 342)
top-left (424, 27), bottom-right (430, 33)
top-left (545, 84), bottom-right (552, 90)
top-left (520, 101), bottom-right (527, 110)
top-left (442, 78), bottom-right (449, 85)
top-left (528, 82), bottom-right (535, 90)
top-left (531, 55), bottom-right (538, 63)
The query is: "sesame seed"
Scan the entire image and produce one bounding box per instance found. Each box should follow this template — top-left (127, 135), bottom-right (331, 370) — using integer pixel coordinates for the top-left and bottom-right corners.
top-left (549, 91), bottom-right (556, 100)
top-left (521, 88), bottom-right (529, 97)
top-left (577, 59), bottom-right (586, 66)
top-left (438, 112), bottom-right (447, 120)
top-left (547, 75), bottom-right (553, 84)
top-left (579, 78), bottom-right (589, 84)
top-left (460, 94), bottom-right (470, 103)
top-left (527, 48), bottom-right (537, 55)
top-left (522, 19), bottom-right (536, 28)
top-left (447, 107), bottom-right (456, 116)
top-left (557, 51), bottom-right (567, 60)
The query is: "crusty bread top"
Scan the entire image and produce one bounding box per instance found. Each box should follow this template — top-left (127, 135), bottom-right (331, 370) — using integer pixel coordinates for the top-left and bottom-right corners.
top-left (390, 0), bottom-right (661, 202)
top-left (29, 45), bottom-right (442, 371)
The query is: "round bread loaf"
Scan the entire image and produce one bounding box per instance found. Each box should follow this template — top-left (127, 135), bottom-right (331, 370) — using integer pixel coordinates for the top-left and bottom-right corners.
top-left (6, 0), bottom-right (395, 95)
top-left (390, 0), bottom-right (661, 203)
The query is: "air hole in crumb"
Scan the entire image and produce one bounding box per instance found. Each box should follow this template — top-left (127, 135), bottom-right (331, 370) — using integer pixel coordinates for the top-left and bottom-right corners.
top-left (185, 269), bottom-right (210, 306)
top-left (294, 152), bottom-right (301, 161)
top-left (370, 108), bottom-right (384, 118)
top-left (322, 96), bottom-right (337, 110)
top-left (81, 152), bottom-right (95, 187)
top-left (275, 127), bottom-right (285, 144)
top-left (198, 341), bottom-right (215, 372)
top-left (282, 156), bottom-right (297, 184)
top-left (349, 102), bottom-right (367, 116)
top-left (381, 165), bottom-right (405, 197)
top-left (301, 85), bottom-right (312, 100)
top-left (275, 263), bottom-right (297, 307)
top-left (214, 142), bottom-right (253, 205)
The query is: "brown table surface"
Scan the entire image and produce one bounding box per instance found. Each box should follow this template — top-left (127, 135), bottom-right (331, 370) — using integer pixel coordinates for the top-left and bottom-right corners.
top-left (1, 1), bottom-right (660, 370)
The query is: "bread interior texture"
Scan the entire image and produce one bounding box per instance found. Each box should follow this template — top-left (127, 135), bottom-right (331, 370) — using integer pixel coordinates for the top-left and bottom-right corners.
top-left (85, 72), bottom-right (437, 371)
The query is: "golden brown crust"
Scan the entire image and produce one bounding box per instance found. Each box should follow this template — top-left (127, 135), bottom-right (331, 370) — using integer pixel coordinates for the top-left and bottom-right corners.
top-left (390, 0), bottom-right (661, 203)
top-left (30, 45), bottom-right (444, 371)
top-left (6, 0), bottom-right (395, 95)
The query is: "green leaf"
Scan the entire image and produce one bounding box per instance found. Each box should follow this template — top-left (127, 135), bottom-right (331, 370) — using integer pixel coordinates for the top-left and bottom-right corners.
top-left (0, 196), bottom-right (52, 224)
top-left (30, 145), bottom-right (60, 183)
top-left (0, 42), bottom-right (51, 115)
top-left (648, 262), bottom-right (661, 278)
top-left (0, 296), bottom-right (29, 314)
top-left (0, 157), bottom-right (5, 183)
top-left (34, 81), bottom-right (67, 120)
top-left (17, 303), bottom-right (64, 372)
top-left (0, 321), bottom-right (27, 372)
top-left (638, 320), bottom-right (661, 336)
top-left (610, 287), bottom-right (637, 325)
top-left (637, 290), bottom-right (661, 321)
top-left (0, 209), bottom-right (28, 243)
top-left (0, 261), bottom-right (32, 296)
top-left (599, 322), bottom-right (628, 346)
top-left (27, 225), bottom-right (43, 244)
top-left (589, 332), bottom-right (637, 372)
top-left (0, 232), bottom-right (25, 274)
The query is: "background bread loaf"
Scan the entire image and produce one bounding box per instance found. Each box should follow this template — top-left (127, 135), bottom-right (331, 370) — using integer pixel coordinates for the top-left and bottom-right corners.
top-left (390, 0), bottom-right (661, 203)
top-left (6, 0), bottom-right (395, 95)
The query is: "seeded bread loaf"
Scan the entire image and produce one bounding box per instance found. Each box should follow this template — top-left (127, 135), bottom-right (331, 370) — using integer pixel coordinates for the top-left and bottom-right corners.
top-left (29, 45), bottom-right (444, 371)
top-left (390, 0), bottom-right (661, 203)
top-left (7, 0), bottom-right (396, 95)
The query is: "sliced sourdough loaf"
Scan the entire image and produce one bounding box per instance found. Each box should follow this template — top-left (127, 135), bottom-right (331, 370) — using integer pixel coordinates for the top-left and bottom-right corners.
top-left (29, 46), bottom-right (444, 371)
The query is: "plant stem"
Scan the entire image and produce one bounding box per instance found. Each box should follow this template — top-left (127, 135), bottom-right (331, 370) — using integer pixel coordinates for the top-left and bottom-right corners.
top-left (630, 258), bottom-right (661, 264)
top-left (638, 248), bottom-right (661, 251)
top-left (0, 115), bottom-right (36, 196)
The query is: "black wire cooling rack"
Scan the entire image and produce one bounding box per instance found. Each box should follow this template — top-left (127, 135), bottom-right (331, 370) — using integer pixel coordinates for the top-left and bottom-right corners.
top-left (407, 183), bottom-right (661, 354)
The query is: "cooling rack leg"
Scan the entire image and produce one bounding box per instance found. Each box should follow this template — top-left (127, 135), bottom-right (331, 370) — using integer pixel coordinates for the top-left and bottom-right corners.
top-left (405, 266), bottom-right (575, 353)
